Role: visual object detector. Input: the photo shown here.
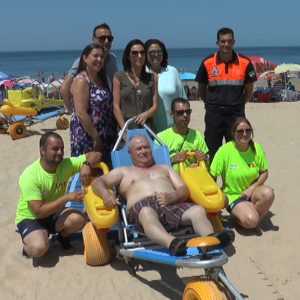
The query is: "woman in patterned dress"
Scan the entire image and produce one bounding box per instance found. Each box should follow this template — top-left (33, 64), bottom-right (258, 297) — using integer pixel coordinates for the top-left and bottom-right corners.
top-left (70, 44), bottom-right (117, 164)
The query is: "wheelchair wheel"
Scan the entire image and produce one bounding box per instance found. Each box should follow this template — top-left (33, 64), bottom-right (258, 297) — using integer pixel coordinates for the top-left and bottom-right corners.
top-left (0, 117), bottom-right (8, 134)
top-left (82, 222), bottom-right (111, 266)
top-left (8, 122), bottom-right (28, 139)
top-left (56, 116), bottom-right (69, 130)
top-left (183, 279), bottom-right (226, 300)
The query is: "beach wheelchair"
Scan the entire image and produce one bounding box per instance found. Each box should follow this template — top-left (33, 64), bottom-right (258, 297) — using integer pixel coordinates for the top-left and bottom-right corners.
top-left (72, 118), bottom-right (243, 299)
top-left (0, 80), bottom-right (68, 139)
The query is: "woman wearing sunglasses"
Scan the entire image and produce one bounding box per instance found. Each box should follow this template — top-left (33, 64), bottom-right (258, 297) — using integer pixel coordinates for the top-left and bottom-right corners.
top-left (113, 39), bottom-right (158, 130)
top-left (210, 117), bottom-right (274, 233)
top-left (145, 39), bottom-right (187, 132)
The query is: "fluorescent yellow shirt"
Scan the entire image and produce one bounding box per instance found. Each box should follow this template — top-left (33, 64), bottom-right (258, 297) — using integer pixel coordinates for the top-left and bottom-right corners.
top-left (15, 155), bottom-right (86, 224)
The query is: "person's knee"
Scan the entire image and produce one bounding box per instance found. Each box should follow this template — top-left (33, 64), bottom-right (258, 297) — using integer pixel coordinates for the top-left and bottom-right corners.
top-left (261, 186), bottom-right (275, 204)
top-left (65, 213), bottom-right (86, 231)
top-left (138, 207), bottom-right (157, 225)
top-left (239, 213), bottom-right (259, 229)
top-left (25, 239), bottom-right (49, 258)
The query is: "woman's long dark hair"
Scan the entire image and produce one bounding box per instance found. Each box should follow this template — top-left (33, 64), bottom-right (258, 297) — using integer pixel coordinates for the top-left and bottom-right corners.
top-left (76, 44), bottom-right (109, 89)
top-left (232, 117), bottom-right (256, 153)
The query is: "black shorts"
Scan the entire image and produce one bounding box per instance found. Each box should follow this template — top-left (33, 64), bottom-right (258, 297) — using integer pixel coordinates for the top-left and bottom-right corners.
top-left (16, 212), bottom-right (61, 241)
top-left (227, 197), bottom-right (251, 213)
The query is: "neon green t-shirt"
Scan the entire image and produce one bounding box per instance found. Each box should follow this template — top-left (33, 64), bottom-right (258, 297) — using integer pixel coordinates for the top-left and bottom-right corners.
top-left (15, 155), bottom-right (86, 224)
top-left (157, 127), bottom-right (208, 172)
top-left (210, 141), bottom-right (269, 205)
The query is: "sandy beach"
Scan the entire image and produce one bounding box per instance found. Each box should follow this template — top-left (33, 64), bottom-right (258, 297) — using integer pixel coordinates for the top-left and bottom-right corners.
top-left (1, 91), bottom-right (299, 299)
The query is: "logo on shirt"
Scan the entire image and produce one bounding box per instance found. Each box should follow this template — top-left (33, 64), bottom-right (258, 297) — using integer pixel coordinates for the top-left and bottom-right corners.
top-left (229, 165), bottom-right (239, 169)
top-left (211, 67), bottom-right (219, 77)
top-left (249, 162), bottom-right (257, 168)
top-left (249, 70), bottom-right (256, 78)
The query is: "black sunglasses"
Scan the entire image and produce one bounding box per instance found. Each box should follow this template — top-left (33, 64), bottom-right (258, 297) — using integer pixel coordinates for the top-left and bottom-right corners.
top-left (174, 109), bottom-right (192, 116)
top-left (148, 50), bottom-right (163, 57)
top-left (235, 128), bottom-right (253, 136)
top-left (94, 35), bottom-right (114, 42)
top-left (130, 50), bottom-right (145, 57)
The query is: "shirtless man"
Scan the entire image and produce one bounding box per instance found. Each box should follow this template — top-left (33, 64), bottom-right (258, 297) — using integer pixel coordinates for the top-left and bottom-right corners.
top-left (92, 135), bottom-right (234, 256)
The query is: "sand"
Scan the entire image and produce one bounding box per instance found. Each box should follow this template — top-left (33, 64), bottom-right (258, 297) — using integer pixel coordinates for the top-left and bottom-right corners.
top-left (1, 91), bottom-right (299, 299)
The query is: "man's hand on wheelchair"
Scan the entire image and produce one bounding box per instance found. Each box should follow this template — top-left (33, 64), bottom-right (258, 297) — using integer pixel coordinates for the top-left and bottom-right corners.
top-left (103, 193), bottom-right (121, 209)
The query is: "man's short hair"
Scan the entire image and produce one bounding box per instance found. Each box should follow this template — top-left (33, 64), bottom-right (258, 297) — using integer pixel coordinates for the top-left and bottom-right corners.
top-left (171, 98), bottom-right (190, 112)
top-left (217, 27), bottom-right (234, 41)
top-left (39, 131), bottom-right (63, 148)
top-left (128, 135), bottom-right (149, 153)
top-left (93, 23), bottom-right (111, 37)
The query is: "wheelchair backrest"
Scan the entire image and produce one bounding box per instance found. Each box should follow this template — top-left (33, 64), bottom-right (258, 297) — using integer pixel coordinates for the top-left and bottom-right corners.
top-left (111, 128), bottom-right (171, 168)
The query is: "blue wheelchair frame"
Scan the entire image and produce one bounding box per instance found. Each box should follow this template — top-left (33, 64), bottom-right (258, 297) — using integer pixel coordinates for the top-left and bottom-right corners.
top-left (110, 118), bottom-right (243, 299)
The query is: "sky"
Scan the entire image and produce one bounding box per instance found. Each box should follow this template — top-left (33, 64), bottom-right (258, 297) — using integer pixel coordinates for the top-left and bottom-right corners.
top-left (1, 0), bottom-right (300, 51)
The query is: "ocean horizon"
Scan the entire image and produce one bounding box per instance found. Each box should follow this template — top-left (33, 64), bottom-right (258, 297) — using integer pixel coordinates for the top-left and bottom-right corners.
top-left (1, 46), bottom-right (300, 80)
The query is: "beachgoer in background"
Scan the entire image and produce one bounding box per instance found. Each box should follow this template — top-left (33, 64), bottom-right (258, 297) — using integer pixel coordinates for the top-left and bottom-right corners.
top-left (190, 86), bottom-right (198, 101)
top-left (196, 27), bottom-right (257, 161)
top-left (70, 44), bottom-right (117, 165)
top-left (210, 117), bottom-right (274, 233)
top-left (15, 132), bottom-right (101, 258)
top-left (92, 135), bottom-right (235, 256)
top-left (38, 71), bottom-right (45, 83)
top-left (272, 76), bottom-right (285, 100)
top-left (287, 81), bottom-right (295, 91)
top-left (60, 23), bottom-right (118, 113)
top-left (113, 39), bottom-right (158, 130)
top-left (145, 39), bottom-right (187, 132)
top-left (158, 98), bottom-right (208, 173)
top-left (48, 73), bottom-right (56, 84)
top-left (184, 85), bottom-right (191, 100)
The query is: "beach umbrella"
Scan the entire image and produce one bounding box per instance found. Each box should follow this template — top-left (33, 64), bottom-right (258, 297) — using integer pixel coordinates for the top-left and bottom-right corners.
top-left (257, 70), bottom-right (281, 81)
top-left (0, 79), bottom-right (14, 88)
top-left (274, 63), bottom-right (300, 74)
top-left (180, 72), bottom-right (196, 81)
top-left (249, 56), bottom-right (276, 75)
top-left (0, 71), bottom-right (10, 80)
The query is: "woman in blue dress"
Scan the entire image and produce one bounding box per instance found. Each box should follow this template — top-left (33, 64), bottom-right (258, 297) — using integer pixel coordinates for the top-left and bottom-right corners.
top-left (145, 39), bottom-right (187, 132)
top-left (70, 44), bottom-right (117, 164)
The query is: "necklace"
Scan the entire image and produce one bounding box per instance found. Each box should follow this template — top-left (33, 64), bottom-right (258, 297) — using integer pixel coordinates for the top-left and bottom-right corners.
top-left (126, 71), bottom-right (141, 87)
top-left (86, 70), bottom-right (102, 87)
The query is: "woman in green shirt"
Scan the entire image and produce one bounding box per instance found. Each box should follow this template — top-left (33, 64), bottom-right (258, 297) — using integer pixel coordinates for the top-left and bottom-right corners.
top-left (210, 117), bottom-right (275, 232)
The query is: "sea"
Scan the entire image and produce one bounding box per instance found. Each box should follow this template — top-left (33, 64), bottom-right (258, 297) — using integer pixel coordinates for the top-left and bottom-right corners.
top-left (1, 46), bottom-right (300, 80)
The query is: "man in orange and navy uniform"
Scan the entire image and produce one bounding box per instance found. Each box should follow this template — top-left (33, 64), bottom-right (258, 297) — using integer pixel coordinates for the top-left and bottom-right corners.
top-left (196, 27), bottom-right (257, 161)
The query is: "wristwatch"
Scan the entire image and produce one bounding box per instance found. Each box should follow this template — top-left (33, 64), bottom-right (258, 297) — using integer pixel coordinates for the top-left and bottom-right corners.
top-left (83, 160), bottom-right (91, 167)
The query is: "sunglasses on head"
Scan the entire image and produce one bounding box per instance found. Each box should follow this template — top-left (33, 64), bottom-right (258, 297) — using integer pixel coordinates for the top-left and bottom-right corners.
top-left (94, 35), bottom-right (114, 42)
top-left (148, 50), bottom-right (163, 57)
top-left (130, 50), bottom-right (145, 57)
top-left (235, 128), bottom-right (253, 136)
top-left (174, 109), bottom-right (192, 116)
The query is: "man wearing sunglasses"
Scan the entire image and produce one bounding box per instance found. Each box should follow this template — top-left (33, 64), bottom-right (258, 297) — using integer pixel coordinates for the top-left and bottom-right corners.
top-left (157, 98), bottom-right (209, 172)
top-left (196, 27), bottom-right (257, 161)
top-left (61, 23), bottom-right (118, 113)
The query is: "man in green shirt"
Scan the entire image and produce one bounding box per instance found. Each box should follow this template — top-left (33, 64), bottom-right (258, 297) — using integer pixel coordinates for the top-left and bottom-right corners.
top-left (15, 131), bottom-right (101, 258)
top-left (157, 98), bottom-right (209, 172)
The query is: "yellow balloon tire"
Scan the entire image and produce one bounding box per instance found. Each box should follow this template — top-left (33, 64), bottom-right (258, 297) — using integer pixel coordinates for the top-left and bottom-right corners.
top-left (183, 280), bottom-right (227, 300)
top-left (83, 222), bottom-right (111, 266)
top-left (0, 117), bottom-right (8, 134)
top-left (8, 122), bottom-right (28, 140)
top-left (56, 116), bottom-right (69, 130)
